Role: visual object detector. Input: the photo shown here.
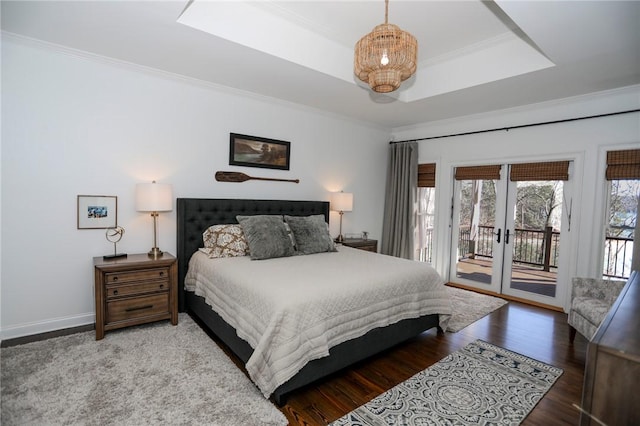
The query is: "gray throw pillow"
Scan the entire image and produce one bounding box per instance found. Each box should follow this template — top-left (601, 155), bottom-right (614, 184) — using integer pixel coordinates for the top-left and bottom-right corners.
top-left (236, 215), bottom-right (294, 260)
top-left (284, 215), bottom-right (336, 255)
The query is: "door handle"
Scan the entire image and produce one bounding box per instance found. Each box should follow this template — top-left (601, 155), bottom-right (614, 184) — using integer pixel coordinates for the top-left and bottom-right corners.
top-left (494, 228), bottom-right (501, 243)
top-left (505, 229), bottom-right (510, 244)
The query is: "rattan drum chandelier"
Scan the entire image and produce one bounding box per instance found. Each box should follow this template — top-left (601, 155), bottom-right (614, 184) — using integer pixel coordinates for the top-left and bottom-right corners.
top-left (354, 0), bottom-right (417, 93)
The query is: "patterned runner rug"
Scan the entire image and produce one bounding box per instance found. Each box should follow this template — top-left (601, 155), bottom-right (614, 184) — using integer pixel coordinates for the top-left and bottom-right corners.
top-left (330, 340), bottom-right (563, 426)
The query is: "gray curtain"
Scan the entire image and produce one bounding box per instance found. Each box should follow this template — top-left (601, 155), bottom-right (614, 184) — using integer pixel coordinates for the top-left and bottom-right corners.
top-left (381, 142), bottom-right (418, 259)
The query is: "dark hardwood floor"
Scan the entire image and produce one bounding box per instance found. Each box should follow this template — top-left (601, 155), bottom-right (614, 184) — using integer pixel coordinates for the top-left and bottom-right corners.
top-left (278, 300), bottom-right (587, 425)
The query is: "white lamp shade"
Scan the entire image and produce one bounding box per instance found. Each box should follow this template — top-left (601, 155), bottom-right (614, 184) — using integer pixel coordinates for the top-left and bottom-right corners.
top-left (136, 182), bottom-right (173, 212)
top-left (330, 192), bottom-right (353, 212)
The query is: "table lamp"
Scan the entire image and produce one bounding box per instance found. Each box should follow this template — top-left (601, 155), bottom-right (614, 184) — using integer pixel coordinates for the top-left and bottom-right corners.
top-left (136, 181), bottom-right (173, 257)
top-left (330, 191), bottom-right (353, 243)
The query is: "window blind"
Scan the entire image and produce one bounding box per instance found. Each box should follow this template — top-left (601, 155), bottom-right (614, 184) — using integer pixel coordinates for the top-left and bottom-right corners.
top-left (510, 161), bottom-right (570, 181)
top-left (606, 149), bottom-right (640, 180)
top-left (454, 165), bottom-right (501, 181)
top-left (418, 163), bottom-right (436, 187)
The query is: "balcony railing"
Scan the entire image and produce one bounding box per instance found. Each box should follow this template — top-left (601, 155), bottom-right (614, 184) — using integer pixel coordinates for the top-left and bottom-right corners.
top-left (457, 226), bottom-right (561, 272)
top-left (417, 229), bottom-right (434, 263)
top-left (604, 235), bottom-right (635, 279)
top-left (417, 226), bottom-right (634, 279)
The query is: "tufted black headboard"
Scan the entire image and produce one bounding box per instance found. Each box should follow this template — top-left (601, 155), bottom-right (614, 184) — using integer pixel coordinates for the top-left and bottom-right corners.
top-left (176, 198), bottom-right (330, 311)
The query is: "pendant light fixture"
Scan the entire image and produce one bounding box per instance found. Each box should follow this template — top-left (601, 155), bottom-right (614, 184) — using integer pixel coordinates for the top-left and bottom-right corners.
top-left (354, 0), bottom-right (418, 93)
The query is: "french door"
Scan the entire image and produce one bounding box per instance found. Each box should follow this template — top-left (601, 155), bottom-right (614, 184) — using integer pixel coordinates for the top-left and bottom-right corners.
top-left (450, 161), bottom-right (571, 307)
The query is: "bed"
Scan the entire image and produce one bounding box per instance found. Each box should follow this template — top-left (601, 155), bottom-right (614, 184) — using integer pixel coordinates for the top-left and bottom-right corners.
top-left (177, 198), bottom-right (451, 405)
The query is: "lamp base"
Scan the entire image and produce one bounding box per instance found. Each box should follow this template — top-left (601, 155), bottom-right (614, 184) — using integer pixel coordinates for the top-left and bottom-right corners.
top-left (335, 211), bottom-right (345, 243)
top-left (148, 247), bottom-right (163, 258)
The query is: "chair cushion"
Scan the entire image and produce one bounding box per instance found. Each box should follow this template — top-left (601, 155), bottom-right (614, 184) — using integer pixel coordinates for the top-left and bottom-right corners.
top-left (571, 297), bottom-right (612, 326)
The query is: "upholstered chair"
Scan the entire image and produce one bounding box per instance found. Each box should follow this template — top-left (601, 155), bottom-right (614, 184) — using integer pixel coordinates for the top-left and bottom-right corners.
top-left (568, 277), bottom-right (627, 342)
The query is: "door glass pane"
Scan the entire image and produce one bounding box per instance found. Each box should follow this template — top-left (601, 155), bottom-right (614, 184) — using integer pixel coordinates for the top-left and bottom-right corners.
top-left (455, 179), bottom-right (497, 285)
top-left (417, 187), bottom-right (436, 263)
top-left (603, 179), bottom-right (639, 279)
top-left (508, 180), bottom-right (563, 297)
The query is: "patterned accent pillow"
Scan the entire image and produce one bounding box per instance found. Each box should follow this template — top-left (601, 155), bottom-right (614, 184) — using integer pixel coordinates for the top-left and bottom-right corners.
top-left (284, 215), bottom-right (336, 255)
top-left (236, 215), bottom-right (295, 260)
top-left (201, 224), bottom-right (249, 258)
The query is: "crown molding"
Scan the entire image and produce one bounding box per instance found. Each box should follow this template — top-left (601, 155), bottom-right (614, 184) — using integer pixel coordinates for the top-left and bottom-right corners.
top-left (2, 31), bottom-right (389, 133)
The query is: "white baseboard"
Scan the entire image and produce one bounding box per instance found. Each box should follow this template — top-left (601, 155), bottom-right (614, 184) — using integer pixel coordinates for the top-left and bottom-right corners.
top-left (0, 313), bottom-right (95, 342)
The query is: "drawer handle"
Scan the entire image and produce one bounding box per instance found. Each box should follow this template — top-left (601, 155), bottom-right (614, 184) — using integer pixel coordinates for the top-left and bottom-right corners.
top-left (125, 305), bottom-right (153, 312)
top-left (159, 271), bottom-right (164, 277)
top-left (113, 276), bottom-right (118, 282)
top-left (113, 290), bottom-right (119, 296)
top-left (159, 284), bottom-right (164, 289)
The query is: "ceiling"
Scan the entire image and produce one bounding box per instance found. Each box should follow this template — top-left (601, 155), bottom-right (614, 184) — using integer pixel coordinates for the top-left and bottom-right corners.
top-left (2, 1), bottom-right (639, 129)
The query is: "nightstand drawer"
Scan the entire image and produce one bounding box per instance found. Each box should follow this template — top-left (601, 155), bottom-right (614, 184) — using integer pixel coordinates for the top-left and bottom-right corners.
top-left (105, 281), bottom-right (169, 299)
top-left (107, 294), bottom-right (169, 323)
top-left (341, 238), bottom-right (378, 252)
top-left (105, 268), bottom-right (169, 284)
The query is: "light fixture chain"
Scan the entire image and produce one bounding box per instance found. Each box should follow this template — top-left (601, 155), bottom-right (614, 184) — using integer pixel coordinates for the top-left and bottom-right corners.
top-left (385, 0), bottom-right (389, 24)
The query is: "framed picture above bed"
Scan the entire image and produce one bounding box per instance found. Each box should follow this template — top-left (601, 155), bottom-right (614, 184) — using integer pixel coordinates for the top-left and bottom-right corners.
top-left (229, 133), bottom-right (290, 170)
top-left (77, 195), bottom-right (117, 229)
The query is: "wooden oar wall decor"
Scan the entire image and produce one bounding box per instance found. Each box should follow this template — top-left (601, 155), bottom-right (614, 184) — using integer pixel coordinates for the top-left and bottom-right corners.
top-left (215, 171), bottom-right (299, 184)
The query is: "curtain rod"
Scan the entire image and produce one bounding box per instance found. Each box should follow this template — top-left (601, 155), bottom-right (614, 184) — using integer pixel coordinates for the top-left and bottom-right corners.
top-left (389, 109), bottom-right (640, 144)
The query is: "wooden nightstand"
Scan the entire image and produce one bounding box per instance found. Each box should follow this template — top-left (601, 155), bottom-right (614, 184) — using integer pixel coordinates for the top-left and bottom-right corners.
top-left (340, 238), bottom-right (378, 252)
top-left (94, 253), bottom-right (178, 340)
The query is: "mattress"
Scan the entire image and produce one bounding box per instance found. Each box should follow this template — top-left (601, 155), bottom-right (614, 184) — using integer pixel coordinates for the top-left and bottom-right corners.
top-left (185, 246), bottom-right (451, 397)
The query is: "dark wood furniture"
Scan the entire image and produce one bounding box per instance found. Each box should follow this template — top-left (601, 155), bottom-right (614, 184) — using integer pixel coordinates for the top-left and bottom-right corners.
top-left (176, 198), bottom-right (441, 405)
top-left (341, 238), bottom-right (378, 252)
top-left (94, 253), bottom-right (178, 340)
top-left (580, 271), bottom-right (639, 425)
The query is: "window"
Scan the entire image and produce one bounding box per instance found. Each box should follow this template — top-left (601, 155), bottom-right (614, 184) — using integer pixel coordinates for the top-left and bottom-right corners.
top-left (417, 164), bottom-right (435, 263)
top-left (417, 187), bottom-right (436, 262)
top-left (604, 179), bottom-right (639, 278)
top-left (603, 149), bottom-right (640, 279)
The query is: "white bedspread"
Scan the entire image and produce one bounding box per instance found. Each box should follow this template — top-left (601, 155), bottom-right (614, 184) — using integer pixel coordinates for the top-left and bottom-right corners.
top-left (185, 246), bottom-right (452, 397)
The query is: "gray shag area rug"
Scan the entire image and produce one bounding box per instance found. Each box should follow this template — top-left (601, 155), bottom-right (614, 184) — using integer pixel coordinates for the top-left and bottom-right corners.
top-left (1, 314), bottom-right (287, 426)
top-left (446, 286), bottom-right (508, 332)
top-left (330, 339), bottom-right (563, 425)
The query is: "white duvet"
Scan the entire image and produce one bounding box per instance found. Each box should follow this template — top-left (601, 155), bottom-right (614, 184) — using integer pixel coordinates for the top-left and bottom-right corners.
top-left (185, 246), bottom-right (452, 397)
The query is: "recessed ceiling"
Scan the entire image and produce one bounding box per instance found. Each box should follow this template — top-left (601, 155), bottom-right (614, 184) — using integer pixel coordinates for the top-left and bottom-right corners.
top-left (2, 1), bottom-right (639, 128)
top-left (177, 1), bottom-right (554, 103)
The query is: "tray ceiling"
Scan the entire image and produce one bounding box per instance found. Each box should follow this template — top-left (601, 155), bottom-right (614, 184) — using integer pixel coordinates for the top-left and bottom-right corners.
top-left (2, 1), bottom-right (639, 128)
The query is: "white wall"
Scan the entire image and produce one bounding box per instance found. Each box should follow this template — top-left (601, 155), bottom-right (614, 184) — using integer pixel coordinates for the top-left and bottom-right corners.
top-left (392, 86), bottom-right (640, 310)
top-left (0, 36), bottom-right (390, 340)
top-left (3, 34), bottom-right (638, 340)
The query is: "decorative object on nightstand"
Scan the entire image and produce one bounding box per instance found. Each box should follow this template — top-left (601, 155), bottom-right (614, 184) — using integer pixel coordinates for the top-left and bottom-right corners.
top-left (94, 253), bottom-right (178, 340)
top-left (103, 226), bottom-right (127, 260)
top-left (330, 191), bottom-right (353, 243)
top-left (136, 181), bottom-right (173, 258)
top-left (341, 238), bottom-right (378, 253)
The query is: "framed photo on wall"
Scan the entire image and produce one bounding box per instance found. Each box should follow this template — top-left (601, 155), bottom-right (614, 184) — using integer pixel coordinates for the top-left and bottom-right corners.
top-left (77, 195), bottom-right (117, 229)
top-left (229, 133), bottom-right (291, 170)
